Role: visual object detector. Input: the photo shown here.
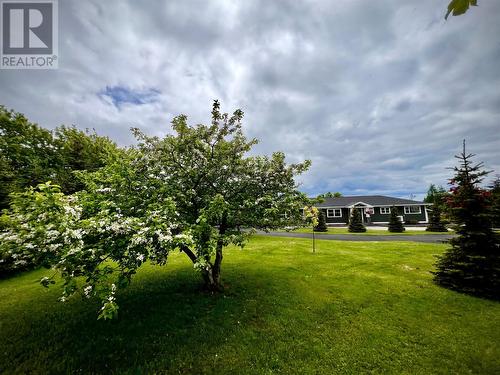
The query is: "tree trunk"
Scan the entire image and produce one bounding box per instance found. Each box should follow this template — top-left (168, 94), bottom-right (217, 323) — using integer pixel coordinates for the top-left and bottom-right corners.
top-left (201, 263), bottom-right (222, 292)
top-left (202, 215), bottom-right (226, 292)
top-left (180, 216), bottom-right (227, 292)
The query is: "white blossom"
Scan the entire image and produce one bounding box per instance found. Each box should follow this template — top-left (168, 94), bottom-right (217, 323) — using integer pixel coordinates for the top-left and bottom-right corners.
top-left (46, 230), bottom-right (60, 239)
top-left (83, 285), bottom-right (93, 298)
top-left (96, 187), bottom-right (112, 193)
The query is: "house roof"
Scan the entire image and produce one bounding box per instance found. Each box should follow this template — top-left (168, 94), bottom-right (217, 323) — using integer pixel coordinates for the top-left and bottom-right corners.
top-left (314, 195), bottom-right (428, 208)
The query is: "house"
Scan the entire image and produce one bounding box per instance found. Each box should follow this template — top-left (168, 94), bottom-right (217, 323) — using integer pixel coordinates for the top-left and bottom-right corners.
top-left (314, 195), bottom-right (431, 225)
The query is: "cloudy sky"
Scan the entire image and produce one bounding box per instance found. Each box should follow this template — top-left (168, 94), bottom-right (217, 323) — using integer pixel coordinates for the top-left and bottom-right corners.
top-left (1, 0), bottom-right (499, 200)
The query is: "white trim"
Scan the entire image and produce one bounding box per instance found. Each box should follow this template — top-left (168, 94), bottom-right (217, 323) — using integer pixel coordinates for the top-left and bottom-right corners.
top-left (379, 207), bottom-right (391, 214)
top-left (399, 203), bottom-right (432, 206)
top-left (347, 201), bottom-right (373, 208)
top-left (404, 206), bottom-right (422, 214)
top-left (327, 208), bottom-right (342, 218)
top-left (318, 203), bottom-right (431, 209)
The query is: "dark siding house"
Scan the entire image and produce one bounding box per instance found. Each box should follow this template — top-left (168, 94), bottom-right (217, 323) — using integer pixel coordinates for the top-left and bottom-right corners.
top-left (314, 195), bottom-right (431, 225)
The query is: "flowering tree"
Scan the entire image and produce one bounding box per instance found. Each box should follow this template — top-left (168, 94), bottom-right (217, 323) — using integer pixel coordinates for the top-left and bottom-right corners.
top-left (0, 176), bottom-right (189, 319)
top-left (132, 100), bottom-right (310, 290)
top-left (0, 101), bottom-right (310, 318)
top-left (303, 205), bottom-right (319, 252)
top-left (0, 182), bottom-right (83, 275)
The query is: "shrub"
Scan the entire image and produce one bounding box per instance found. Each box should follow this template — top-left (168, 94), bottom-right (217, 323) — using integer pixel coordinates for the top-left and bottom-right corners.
top-left (348, 209), bottom-right (366, 233)
top-left (388, 207), bottom-right (405, 232)
top-left (426, 207), bottom-right (448, 232)
top-left (314, 211), bottom-right (328, 232)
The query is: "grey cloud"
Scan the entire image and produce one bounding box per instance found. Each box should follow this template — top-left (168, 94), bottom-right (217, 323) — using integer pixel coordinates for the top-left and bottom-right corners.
top-left (0, 0), bottom-right (499, 199)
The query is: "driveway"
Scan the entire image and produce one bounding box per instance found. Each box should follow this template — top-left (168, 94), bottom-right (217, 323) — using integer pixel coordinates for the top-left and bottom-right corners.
top-left (258, 231), bottom-right (454, 243)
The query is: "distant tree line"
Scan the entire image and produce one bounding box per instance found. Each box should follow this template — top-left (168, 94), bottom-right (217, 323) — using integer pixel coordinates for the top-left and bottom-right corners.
top-left (0, 106), bottom-right (118, 209)
top-left (317, 191), bottom-right (342, 199)
top-left (424, 178), bottom-right (500, 228)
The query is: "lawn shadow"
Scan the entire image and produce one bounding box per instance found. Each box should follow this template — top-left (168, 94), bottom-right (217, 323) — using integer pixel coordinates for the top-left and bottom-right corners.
top-left (0, 263), bottom-right (299, 374)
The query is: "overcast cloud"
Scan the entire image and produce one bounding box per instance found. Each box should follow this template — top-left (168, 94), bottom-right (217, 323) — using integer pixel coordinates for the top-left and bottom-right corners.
top-left (1, 0), bottom-right (499, 199)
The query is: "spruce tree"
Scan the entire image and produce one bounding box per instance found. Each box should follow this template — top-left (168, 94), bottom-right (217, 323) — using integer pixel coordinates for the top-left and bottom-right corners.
top-left (348, 208), bottom-right (366, 232)
top-left (388, 206), bottom-right (405, 232)
top-left (424, 184), bottom-right (450, 222)
top-left (426, 206), bottom-right (448, 232)
top-left (489, 176), bottom-right (500, 228)
top-left (314, 211), bottom-right (328, 232)
top-left (434, 141), bottom-right (500, 300)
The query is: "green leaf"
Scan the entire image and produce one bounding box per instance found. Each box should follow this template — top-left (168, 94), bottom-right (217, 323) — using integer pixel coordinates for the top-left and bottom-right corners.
top-left (445, 0), bottom-right (478, 20)
top-left (98, 301), bottom-right (119, 320)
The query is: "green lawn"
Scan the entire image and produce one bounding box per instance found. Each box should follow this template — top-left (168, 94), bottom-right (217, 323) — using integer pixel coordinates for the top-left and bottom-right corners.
top-left (0, 236), bottom-right (498, 374)
top-left (289, 227), bottom-right (452, 235)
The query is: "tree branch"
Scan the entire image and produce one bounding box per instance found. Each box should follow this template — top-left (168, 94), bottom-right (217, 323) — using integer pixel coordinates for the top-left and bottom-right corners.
top-left (179, 244), bottom-right (197, 264)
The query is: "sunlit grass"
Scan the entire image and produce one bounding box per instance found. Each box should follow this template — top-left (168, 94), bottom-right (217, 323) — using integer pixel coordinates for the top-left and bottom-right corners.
top-left (0, 236), bottom-right (497, 374)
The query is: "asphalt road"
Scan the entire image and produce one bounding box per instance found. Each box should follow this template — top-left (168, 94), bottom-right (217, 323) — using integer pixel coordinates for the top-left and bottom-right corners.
top-left (258, 231), bottom-right (454, 243)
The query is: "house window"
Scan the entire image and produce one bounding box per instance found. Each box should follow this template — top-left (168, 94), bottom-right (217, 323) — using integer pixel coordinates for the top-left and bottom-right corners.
top-left (404, 206), bottom-right (421, 214)
top-left (327, 208), bottom-right (342, 218)
top-left (380, 207), bottom-right (391, 214)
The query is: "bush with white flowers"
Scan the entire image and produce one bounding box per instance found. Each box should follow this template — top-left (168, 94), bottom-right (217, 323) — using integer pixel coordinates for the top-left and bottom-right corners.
top-left (0, 101), bottom-right (310, 319)
top-left (0, 177), bottom-right (189, 319)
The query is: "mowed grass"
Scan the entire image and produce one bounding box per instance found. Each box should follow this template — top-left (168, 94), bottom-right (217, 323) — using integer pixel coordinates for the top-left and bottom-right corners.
top-left (0, 236), bottom-right (498, 374)
top-left (290, 227), bottom-right (452, 235)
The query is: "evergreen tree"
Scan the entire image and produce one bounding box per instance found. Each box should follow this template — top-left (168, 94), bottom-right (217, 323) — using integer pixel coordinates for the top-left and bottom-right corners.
top-left (426, 206), bottom-right (448, 232)
top-left (424, 184), bottom-right (449, 214)
top-left (314, 211), bottom-right (328, 232)
top-left (489, 176), bottom-right (500, 228)
top-left (388, 206), bottom-right (405, 232)
top-left (348, 208), bottom-right (366, 233)
top-left (434, 141), bottom-right (500, 300)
